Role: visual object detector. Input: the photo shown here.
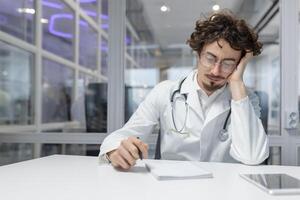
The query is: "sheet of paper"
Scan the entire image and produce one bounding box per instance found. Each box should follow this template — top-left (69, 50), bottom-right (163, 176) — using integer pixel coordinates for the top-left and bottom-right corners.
top-left (143, 159), bottom-right (213, 180)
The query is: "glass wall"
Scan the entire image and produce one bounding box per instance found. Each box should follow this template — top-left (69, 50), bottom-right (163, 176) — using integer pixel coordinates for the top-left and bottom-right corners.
top-left (42, 58), bottom-right (74, 123)
top-left (0, 41), bottom-right (34, 125)
top-left (0, 0), bottom-right (108, 165)
top-left (0, 143), bottom-right (34, 165)
top-left (0, 0), bottom-right (35, 43)
top-left (42, 0), bottom-right (74, 61)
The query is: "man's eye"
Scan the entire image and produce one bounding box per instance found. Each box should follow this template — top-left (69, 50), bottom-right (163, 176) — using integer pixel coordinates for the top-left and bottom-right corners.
top-left (206, 56), bottom-right (215, 62)
top-left (222, 62), bottom-right (235, 68)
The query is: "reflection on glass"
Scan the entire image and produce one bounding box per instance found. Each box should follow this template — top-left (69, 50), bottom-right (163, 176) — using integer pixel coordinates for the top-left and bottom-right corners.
top-left (126, 28), bottom-right (132, 55)
top-left (267, 146), bottom-right (281, 165)
top-left (244, 173), bottom-right (300, 189)
top-left (124, 69), bottom-right (158, 121)
top-left (42, 58), bottom-right (73, 123)
top-left (42, 0), bottom-right (74, 61)
top-left (298, 147), bottom-right (300, 166)
top-left (79, 17), bottom-right (97, 70)
top-left (101, 0), bottom-right (108, 32)
top-left (125, 0), bottom-right (194, 119)
top-left (84, 80), bottom-right (107, 132)
top-left (70, 73), bottom-right (101, 131)
top-left (0, 41), bottom-right (34, 125)
top-left (0, 0), bottom-right (35, 43)
top-left (100, 36), bottom-right (108, 76)
top-left (0, 143), bottom-right (33, 166)
top-left (80, 0), bottom-right (98, 22)
top-left (41, 143), bottom-right (100, 157)
top-left (245, 46), bottom-right (280, 136)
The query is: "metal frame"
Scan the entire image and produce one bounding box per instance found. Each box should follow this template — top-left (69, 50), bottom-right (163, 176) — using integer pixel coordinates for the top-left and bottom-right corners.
top-left (107, 0), bottom-right (126, 132)
top-left (277, 0), bottom-right (299, 165)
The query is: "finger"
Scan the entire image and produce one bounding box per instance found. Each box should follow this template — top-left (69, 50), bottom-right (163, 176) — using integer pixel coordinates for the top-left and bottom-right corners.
top-left (129, 137), bottom-right (149, 159)
top-left (121, 139), bottom-right (139, 160)
top-left (108, 151), bottom-right (121, 168)
top-left (118, 145), bottom-right (136, 166)
top-left (110, 160), bottom-right (120, 168)
top-left (114, 151), bottom-right (130, 169)
top-left (109, 150), bottom-right (130, 169)
top-left (240, 52), bottom-right (253, 65)
top-left (141, 143), bottom-right (149, 159)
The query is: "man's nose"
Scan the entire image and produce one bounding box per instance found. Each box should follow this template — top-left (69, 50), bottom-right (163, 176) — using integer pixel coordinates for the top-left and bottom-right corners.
top-left (210, 62), bottom-right (222, 75)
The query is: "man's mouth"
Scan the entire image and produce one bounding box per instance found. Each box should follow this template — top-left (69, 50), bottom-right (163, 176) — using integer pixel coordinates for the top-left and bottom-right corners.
top-left (205, 74), bottom-right (224, 82)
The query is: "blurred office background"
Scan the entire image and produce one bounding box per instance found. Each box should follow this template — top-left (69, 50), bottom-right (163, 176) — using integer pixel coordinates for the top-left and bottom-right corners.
top-left (0, 0), bottom-right (299, 166)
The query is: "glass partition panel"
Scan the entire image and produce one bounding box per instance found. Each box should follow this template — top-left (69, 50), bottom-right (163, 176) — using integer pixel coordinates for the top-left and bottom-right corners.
top-left (298, 147), bottom-right (300, 166)
top-left (0, 41), bottom-right (34, 125)
top-left (79, 17), bottom-right (97, 70)
top-left (101, 0), bottom-right (108, 32)
top-left (0, 0), bottom-right (35, 43)
top-left (0, 143), bottom-right (34, 166)
top-left (79, 0), bottom-right (98, 22)
top-left (42, 0), bottom-right (74, 61)
top-left (41, 143), bottom-right (100, 156)
top-left (267, 146), bottom-right (281, 165)
top-left (42, 58), bottom-right (74, 123)
top-left (100, 36), bottom-right (108, 76)
top-left (71, 73), bottom-right (107, 133)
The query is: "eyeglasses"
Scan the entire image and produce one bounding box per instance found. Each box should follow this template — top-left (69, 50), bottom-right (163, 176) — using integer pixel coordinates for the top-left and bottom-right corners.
top-left (200, 53), bottom-right (237, 73)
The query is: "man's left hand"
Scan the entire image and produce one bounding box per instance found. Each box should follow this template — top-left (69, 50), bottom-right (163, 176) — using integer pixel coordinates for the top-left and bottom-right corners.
top-left (228, 52), bottom-right (253, 83)
top-left (227, 52), bottom-right (253, 100)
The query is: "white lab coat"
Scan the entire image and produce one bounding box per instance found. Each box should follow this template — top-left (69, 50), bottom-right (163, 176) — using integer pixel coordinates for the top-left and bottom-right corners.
top-left (100, 70), bottom-right (269, 165)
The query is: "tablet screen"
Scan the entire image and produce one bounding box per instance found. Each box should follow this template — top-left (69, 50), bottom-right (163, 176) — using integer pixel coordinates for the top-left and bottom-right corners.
top-left (243, 173), bottom-right (300, 189)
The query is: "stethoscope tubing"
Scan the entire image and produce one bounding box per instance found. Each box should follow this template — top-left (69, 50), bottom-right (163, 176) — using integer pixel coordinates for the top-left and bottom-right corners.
top-left (170, 77), bottom-right (231, 141)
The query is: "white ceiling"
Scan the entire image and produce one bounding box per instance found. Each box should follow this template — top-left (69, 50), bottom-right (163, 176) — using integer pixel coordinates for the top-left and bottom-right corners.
top-left (138, 0), bottom-right (278, 49)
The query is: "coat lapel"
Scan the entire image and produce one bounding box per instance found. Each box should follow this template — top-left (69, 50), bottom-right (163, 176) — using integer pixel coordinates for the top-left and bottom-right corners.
top-left (179, 70), bottom-right (231, 125)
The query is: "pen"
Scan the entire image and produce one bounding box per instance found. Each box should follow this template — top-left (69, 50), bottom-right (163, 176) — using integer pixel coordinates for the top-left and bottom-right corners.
top-left (137, 137), bottom-right (143, 160)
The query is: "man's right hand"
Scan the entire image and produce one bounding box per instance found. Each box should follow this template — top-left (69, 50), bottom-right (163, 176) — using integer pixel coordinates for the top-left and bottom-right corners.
top-left (106, 136), bottom-right (148, 169)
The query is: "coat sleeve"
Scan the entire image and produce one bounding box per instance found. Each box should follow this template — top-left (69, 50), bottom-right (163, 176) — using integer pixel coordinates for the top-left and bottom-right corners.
top-left (99, 81), bottom-right (172, 161)
top-left (228, 90), bottom-right (269, 165)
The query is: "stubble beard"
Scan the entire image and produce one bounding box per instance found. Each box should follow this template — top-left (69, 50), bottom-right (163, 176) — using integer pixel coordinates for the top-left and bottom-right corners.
top-left (202, 80), bottom-right (225, 92)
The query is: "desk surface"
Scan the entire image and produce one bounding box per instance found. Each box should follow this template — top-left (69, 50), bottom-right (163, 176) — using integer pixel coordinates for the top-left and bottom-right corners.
top-left (0, 155), bottom-right (300, 200)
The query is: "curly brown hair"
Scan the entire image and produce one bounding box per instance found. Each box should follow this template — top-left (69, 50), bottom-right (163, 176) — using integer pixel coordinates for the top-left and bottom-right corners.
top-left (187, 11), bottom-right (262, 58)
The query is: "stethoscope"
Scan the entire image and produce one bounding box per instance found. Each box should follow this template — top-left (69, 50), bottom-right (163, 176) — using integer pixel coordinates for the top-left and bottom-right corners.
top-left (170, 77), bottom-right (231, 142)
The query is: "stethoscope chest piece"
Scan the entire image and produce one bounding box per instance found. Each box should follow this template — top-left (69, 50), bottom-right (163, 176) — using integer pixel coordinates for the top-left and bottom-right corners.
top-left (218, 129), bottom-right (229, 142)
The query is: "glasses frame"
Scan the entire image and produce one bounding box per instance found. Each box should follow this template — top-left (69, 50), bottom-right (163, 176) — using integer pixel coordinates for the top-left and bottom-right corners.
top-left (199, 52), bottom-right (238, 73)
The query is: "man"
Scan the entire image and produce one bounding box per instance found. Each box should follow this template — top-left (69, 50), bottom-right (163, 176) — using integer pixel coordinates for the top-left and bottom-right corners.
top-left (99, 11), bottom-right (269, 169)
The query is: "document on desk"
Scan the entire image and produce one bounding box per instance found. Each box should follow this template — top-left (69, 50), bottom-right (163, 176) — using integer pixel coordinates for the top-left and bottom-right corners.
top-left (143, 159), bottom-right (213, 180)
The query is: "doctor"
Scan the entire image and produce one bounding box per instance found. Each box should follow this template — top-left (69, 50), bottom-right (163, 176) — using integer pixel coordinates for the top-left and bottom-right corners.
top-left (99, 11), bottom-right (269, 169)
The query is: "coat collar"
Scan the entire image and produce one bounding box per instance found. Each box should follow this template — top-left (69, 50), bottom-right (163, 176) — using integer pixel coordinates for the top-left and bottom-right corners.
top-left (179, 70), bottom-right (231, 123)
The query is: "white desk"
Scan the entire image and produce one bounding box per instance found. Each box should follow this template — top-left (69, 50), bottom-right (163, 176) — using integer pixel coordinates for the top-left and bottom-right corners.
top-left (0, 155), bottom-right (300, 200)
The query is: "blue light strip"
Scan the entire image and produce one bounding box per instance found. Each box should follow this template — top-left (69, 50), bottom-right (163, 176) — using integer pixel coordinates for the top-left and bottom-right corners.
top-left (49, 14), bottom-right (73, 39)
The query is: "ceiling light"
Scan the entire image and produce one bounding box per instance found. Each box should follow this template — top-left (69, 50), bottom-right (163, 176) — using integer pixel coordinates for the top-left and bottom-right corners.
top-left (41, 18), bottom-right (49, 24)
top-left (160, 5), bottom-right (170, 12)
top-left (212, 4), bottom-right (220, 11)
top-left (17, 8), bottom-right (35, 14)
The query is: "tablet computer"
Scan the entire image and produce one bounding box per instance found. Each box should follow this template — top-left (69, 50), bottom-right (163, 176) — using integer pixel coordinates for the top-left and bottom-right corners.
top-left (240, 173), bottom-right (300, 195)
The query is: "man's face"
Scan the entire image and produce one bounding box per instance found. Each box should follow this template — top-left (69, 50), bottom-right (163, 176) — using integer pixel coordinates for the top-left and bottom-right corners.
top-left (197, 39), bottom-right (242, 93)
